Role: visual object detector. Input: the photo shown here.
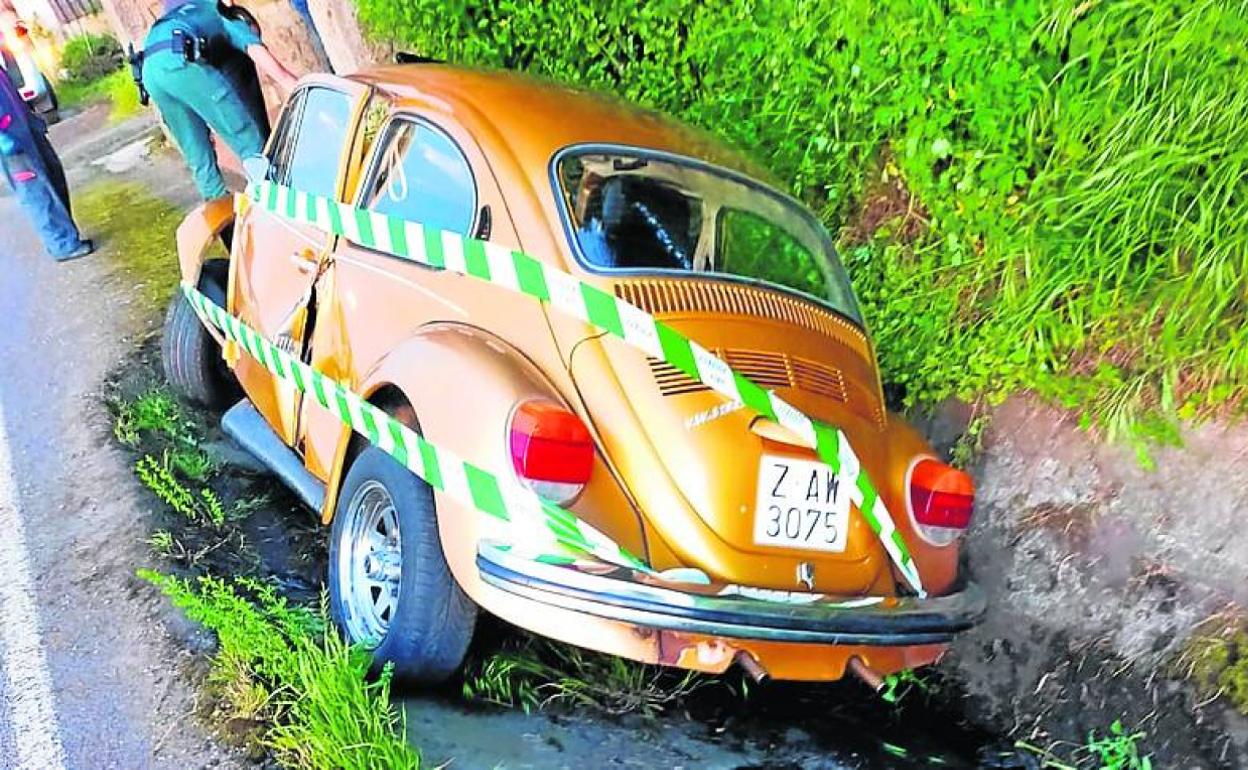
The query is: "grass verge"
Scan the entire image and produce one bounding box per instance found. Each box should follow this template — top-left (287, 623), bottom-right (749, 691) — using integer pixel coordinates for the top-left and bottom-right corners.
top-left (139, 571), bottom-right (420, 770)
top-left (74, 179), bottom-right (185, 312)
top-left (111, 376), bottom-right (416, 767)
top-left (57, 68), bottom-right (143, 122)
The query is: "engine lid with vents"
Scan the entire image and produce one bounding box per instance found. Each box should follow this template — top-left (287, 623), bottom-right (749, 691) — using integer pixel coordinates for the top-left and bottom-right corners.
top-left (560, 277), bottom-right (897, 595)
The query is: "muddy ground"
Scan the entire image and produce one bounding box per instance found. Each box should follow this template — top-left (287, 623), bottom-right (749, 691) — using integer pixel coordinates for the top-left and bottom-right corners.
top-left (926, 399), bottom-right (1248, 768)
top-left (63, 102), bottom-right (1248, 769)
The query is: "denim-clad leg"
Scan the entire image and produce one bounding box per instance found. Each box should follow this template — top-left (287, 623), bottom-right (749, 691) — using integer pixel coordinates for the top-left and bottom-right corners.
top-left (32, 130), bottom-right (72, 214)
top-left (9, 164), bottom-right (84, 256)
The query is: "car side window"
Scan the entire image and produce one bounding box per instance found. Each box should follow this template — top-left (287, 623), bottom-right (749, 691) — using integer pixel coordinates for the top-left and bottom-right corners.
top-left (265, 89), bottom-right (305, 181)
top-left (271, 87), bottom-right (353, 199)
top-left (361, 119), bottom-right (476, 236)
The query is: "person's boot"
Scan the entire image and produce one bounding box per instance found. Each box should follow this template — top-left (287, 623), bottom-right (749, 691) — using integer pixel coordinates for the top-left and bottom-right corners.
top-left (54, 239), bottom-right (95, 262)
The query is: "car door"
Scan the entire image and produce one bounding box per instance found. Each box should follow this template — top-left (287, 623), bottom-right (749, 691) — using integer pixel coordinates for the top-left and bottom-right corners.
top-left (231, 76), bottom-right (371, 446)
top-left (296, 111), bottom-right (547, 481)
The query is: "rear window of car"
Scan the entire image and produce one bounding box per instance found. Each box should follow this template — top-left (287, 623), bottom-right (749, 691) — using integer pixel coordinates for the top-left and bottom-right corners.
top-left (555, 150), bottom-right (862, 324)
top-left (360, 118), bottom-right (476, 236)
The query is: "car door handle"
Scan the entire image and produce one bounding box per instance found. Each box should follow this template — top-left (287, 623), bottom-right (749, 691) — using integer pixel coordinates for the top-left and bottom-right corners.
top-left (290, 250), bottom-right (318, 273)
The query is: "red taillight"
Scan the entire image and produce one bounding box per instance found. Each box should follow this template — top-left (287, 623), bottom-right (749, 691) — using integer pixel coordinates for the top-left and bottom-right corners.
top-left (908, 458), bottom-right (974, 543)
top-left (508, 401), bottom-right (593, 503)
top-left (14, 23), bottom-right (28, 38)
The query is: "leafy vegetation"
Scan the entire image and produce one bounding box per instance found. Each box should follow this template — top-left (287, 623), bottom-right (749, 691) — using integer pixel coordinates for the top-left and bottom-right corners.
top-left (1084, 721), bottom-right (1152, 770)
top-left (1179, 620), bottom-right (1248, 714)
top-left (356, 0), bottom-right (1248, 438)
top-left (114, 387), bottom-right (195, 446)
top-left (1017, 720), bottom-right (1152, 769)
top-left (59, 33), bottom-right (122, 83)
top-left (55, 33), bottom-right (140, 122)
top-left (136, 453), bottom-right (228, 526)
top-left (463, 634), bottom-right (714, 716)
top-left (115, 387), bottom-right (228, 526)
top-left (139, 571), bottom-right (420, 770)
top-left (111, 376), bottom-right (412, 765)
top-left (58, 68), bottom-right (143, 122)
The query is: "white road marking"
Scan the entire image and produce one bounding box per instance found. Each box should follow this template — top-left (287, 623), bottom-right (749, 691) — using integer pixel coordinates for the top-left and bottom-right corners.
top-left (0, 402), bottom-right (67, 770)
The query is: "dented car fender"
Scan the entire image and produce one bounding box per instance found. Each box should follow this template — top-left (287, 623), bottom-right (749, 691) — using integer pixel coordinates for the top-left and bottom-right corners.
top-left (314, 322), bottom-right (649, 627)
top-left (175, 196), bottom-right (235, 285)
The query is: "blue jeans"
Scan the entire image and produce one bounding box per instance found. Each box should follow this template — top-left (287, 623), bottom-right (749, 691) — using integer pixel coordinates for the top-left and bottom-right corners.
top-left (3, 129), bottom-right (84, 258)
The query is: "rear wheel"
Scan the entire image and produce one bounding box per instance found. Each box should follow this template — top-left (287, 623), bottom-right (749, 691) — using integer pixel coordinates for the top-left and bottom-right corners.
top-left (161, 259), bottom-right (238, 408)
top-left (329, 445), bottom-right (477, 685)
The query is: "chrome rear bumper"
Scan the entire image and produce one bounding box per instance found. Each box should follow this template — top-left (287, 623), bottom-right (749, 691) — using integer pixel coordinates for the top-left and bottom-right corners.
top-left (477, 544), bottom-right (985, 646)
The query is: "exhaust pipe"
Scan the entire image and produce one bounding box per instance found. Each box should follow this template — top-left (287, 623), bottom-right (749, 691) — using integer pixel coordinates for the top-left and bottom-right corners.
top-left (734, 651), bottom-right (768, 683)
top-left (847, 656), bottom-right (884, 692)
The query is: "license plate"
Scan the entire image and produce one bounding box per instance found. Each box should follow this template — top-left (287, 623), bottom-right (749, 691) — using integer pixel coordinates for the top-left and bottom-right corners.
top-left (753, 455), bottom-right (850, 553)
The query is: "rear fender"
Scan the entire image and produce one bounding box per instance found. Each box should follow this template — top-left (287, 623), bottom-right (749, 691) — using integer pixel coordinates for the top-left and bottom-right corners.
top-left (317, 323), bottom-right (647, 612)
top-left (176, 196), bottom-right (235, 285)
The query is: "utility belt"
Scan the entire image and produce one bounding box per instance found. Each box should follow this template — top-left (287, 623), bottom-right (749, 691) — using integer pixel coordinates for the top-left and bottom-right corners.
top-left (126, 27), bottom-right (221, 106)
top-left (126, 2), bottom-right (260, 106)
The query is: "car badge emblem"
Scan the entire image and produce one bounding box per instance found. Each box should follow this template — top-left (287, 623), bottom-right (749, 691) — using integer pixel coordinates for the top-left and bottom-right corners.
top-left (796, 562), bottom-right (815, 591)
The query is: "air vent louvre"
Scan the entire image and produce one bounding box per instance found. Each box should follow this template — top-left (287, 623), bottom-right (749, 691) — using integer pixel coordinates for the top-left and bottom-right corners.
top-left (792, 357), bottom-right (848, 402)
top-left (615, 279), bottom-right (867, 354)
top-left (648, 350), bottom-right (847, 404)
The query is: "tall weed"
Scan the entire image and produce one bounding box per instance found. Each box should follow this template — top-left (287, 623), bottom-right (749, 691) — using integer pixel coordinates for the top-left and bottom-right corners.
top-left (140, 571), bottom-right (420, 770)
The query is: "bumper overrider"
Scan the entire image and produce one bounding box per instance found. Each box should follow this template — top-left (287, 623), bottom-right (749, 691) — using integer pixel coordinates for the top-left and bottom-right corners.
top-left (478, 543), bottom-right (986, 646)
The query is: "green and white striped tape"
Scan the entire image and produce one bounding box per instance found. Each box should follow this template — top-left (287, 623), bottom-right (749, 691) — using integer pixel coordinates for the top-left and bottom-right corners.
top-left (184, 284), bottom-right (649, 573)
top-left (237, 180), bottom-right (925, 596)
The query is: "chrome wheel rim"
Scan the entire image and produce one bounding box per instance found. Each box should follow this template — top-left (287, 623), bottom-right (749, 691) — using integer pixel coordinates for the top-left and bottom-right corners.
top-left (336, 480), bottom-right (402, 645)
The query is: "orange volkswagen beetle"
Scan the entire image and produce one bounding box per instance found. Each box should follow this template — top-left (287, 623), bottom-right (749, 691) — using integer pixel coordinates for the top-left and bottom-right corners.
top-left (163, 64), bottom-right (984, 685)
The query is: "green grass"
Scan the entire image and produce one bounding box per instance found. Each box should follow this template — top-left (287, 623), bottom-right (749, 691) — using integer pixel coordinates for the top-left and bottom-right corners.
top-left (1018, 720), bottom-right (1152, 770)
top-left (113, 387), bottom-right (194, 446)
top-left (57, 68), bottom-right (142, 122)
top-left (463, 634), bottom-right (715, 716)
top-left (115, 386), bottom-right (227, 527)
top-left (74, 180), bottom-right (183, 311)
top-left (356, 0), bottom-right (1248, 441)
top-left (1177, 619), bottom-right (1248, 714)
top-left (139, 571), bottom-right (420, 770)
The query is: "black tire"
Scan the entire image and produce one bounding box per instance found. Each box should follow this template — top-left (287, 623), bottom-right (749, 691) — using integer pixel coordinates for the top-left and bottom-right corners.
top-left (161, 260), bottom-right (238, 409)
top-left (329, 445), bottom-right (477, 685)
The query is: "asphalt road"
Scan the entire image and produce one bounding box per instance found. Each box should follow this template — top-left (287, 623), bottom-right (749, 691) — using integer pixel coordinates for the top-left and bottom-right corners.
top-left (0, 107), bottom-right (241, 770)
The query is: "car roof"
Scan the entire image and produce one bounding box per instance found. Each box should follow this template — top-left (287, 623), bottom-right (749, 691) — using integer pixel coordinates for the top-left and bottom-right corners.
top-left (347, 64), bottom-right (774, 186)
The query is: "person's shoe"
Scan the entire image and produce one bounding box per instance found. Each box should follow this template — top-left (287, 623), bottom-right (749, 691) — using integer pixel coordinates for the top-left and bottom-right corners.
top-left (54, 240), bottom-right (95, 262)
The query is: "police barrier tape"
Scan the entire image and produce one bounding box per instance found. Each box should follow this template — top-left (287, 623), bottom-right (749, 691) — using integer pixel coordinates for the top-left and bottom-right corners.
top-left (184, 283), bottom-right (895, 612)
top-left (184, 283), bottom-right (651, 572)
top-left (233, 181), bottom-right (925, 596)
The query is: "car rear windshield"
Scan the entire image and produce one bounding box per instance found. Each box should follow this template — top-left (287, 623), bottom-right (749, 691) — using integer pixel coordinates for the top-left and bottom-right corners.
top-left (555, 151), bottom-right (862, 324)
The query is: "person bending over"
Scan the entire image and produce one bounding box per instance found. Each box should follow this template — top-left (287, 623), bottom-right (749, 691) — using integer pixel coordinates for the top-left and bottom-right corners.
top-left (141, 0), bottom-right (298, 201)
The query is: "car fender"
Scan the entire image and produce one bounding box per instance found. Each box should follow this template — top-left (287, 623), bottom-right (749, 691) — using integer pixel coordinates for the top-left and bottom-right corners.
top-left (175, 196), bottom-right (235, 284)
top-left (318, 322), bottom-right (567, 562)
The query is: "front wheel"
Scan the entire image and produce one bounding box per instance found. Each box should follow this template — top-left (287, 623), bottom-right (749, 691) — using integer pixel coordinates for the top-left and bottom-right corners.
top-left (329, 445), bottom-right (477, 685)
top-left (161, 259), bottom-right (238, 409)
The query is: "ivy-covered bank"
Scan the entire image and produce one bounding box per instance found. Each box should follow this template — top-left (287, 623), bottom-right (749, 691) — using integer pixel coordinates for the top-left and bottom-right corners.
top-left (354, 0), bottom-right (1248, 443)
